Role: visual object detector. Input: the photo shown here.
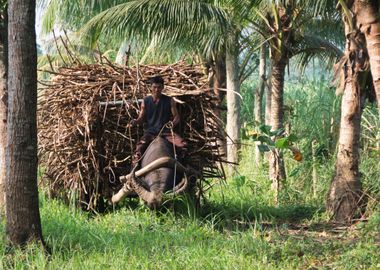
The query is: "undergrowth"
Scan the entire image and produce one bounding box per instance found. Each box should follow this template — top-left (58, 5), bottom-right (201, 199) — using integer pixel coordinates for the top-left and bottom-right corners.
top-left (0, 183), bottom-right (378, 269)
top-left (1, 79), bottom-right (379, 269)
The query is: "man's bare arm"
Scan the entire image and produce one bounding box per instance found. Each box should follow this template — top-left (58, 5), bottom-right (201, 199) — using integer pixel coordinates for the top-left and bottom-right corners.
top-left (171, 99), bottom-right (180, 126)
top-left (131, 99), bottom-right (145, 126)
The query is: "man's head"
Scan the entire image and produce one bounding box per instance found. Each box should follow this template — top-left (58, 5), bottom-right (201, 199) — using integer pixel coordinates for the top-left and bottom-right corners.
top-left (149, 76), bottom-right (164, 100)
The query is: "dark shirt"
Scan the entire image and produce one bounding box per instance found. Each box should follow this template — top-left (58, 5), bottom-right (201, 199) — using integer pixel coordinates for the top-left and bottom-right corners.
top-left (144, 95), bottom-right (172, 135)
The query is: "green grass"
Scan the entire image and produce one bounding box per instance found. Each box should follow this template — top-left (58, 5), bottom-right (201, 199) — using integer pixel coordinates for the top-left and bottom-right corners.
top-left (1, 79), bottom-right (379, 269)
top-left (1, 181), bottom-right (379, 270)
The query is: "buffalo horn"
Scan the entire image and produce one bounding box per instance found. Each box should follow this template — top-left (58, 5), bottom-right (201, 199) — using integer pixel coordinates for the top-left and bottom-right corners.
top-left (119, 157), bottom-right (187, 182)
top-left (113, 158), bottom-right (192, 204)
top-left (111, 165), bottom-right (138, 204)
top-left (129, 166), bottom-right (158, 208)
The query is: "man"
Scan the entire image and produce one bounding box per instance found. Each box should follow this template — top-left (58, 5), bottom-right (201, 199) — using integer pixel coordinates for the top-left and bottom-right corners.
top-left (130, 75), bottom-right (186, 167)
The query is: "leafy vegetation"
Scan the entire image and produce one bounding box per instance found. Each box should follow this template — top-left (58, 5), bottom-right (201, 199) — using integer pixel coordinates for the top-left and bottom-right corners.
top-left (0, 187), bottom-right (378, 269)
top-left (236, 76), bottom-right (378, 212)
top-left (1, 78), bottom-right (379, 269)
top-left (1, 0), bottom-right (377, 264)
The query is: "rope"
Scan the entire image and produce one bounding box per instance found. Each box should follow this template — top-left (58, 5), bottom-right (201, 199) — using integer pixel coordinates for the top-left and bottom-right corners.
top-left (134, 120), bottom-right (178, 178)
top-left (130, 120), bottom-right (180, 203)
top-left (165, 121), bottom-right (178, 196)
top-left (132, 123), bottom-right (169, 166)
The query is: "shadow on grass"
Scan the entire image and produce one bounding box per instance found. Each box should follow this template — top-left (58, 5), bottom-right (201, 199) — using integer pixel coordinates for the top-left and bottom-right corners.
top-left (128, 194), bottom-right (326, 232)
top-left (90, 194), bottom-right (325, 232)
top-left (198, 200), bottom-right (324, 231)
top-left (34, 193), bottom-right (326, 257)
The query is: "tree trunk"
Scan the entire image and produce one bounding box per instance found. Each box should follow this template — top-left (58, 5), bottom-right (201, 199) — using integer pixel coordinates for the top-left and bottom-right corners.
top-left (269, 58), bottom-right (287, 204)
top-left (327, 14), bottom-right (367, 223)
top-left (355, 0), bottom-right (380, 112)
top-left (312, 140), bottom-right (318, 199)
top-left (212, 54), bottom-right (227, 102)
top-left (115, 40), bottom-right (130, 65)
top-left (327, 72), bottom-right (366, 222)
top-left (0, 10), bottom-right (7, 213)
top-left (211, 53), bottom-right (227, 157)
top-left (254, 44), bottom-right (266, 165)
top-left (265, 63), bottom-right (272, 126)
top-left (264, 62), bottom-right (272, 163)
top-left (6, 0), bottom-right (44, 246)
top-left (226, 35), bottom-right (240, 175)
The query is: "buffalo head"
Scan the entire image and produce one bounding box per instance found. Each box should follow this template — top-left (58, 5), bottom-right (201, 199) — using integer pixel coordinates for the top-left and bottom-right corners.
top-left (112, 136), bottom-right (192, 209)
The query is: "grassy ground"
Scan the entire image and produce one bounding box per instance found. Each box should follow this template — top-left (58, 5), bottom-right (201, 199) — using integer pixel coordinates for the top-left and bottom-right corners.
top-left (1, 79), bottom-right (379, 269)
top-left (1, 177), bottom-right (379, 269)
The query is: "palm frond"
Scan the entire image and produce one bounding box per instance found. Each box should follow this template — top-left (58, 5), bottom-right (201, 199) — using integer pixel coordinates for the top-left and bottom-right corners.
top-left (40, 0), bottom-right (128, 34)
top-left (79, 0), bottom-right (233, 57)
top-left (292, 34), bottom-right (343, 72)
top-left (40, 0), bottom-right (57, 34)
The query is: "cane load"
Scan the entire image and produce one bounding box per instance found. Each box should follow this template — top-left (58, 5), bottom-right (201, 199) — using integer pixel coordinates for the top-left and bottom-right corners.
top-left (38, 62), bottom-right (226, 211)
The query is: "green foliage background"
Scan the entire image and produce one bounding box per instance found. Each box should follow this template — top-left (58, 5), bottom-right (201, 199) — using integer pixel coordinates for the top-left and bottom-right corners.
top-left (1, 76), bottom-right (379, 269)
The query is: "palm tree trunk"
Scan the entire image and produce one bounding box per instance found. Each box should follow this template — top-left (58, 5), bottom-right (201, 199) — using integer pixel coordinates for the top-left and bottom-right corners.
top-left (270, 58), bottom-right (286, 131)
top-left (226, 35), bottom-right (240, 175)
top-left (327, 15), bottom-right (368, 223)
top-left (212, 53), bottom-right (227, 157)
top-left (354, 0), bottom-right (380, 111)
top-left (0, 17), bottom-right (7, 212)
top-left (269, 57), bottom-right (287, 204)
top-left (264, 62), bottom-right (272, 163)
top-left (6, 0), bottom-right (44, 246)
top-left (312, 140), bottom-right (318, 198)
top-left (254, 44), bottom-right (266, 165)
top-left (265, 63), bottom-right (272, 126)
top-left (213, 53), bottom-right (227, 102)
top-left (327, 71), bottom-right (366, 222)
top-left (115, 40), bottom-right (130, 65)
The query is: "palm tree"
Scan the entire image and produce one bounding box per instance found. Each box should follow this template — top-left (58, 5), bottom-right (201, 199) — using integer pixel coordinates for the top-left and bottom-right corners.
top-left (39, 0), bottom-right (136, 70)
top-left (41, 1), bottom-right (342, 180)
top-left (225, 30), bottom-right (240, 173)
top-left (6, 0), bottom-right (44, 246)
top-left (327, 0), bottom-right (371, 222)
top-left (0, 1), bottom-right (7, 212)
top-left (41, 0), bottom-right (264, 174)
top-left (249, 0), bottom-right (343, 203)
top-left (40, 0), bottom-right (230, 59)
top-left (254, 43), bottom-right (267, 165)
top-left (353, 0), bottom-right (380, 111)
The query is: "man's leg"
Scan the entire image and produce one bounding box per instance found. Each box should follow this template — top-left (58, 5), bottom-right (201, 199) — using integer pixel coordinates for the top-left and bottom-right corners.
top-left (163, 132), bottom-right (187, 159)
top-left (132, 133), bottom-right (155, 167)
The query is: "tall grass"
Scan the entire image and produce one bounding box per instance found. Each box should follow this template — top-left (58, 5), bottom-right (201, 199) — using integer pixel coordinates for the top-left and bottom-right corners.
top-left (240, 79), bottom-right (341, 205)
top-left (281, 79), bottom-right (340, 204)
top-left (240, 78), bottom-right (379, 208)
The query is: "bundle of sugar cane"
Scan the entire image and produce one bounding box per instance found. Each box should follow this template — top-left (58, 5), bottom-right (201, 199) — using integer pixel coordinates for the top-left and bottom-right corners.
top-left (38, 62), bottom-right (227, 211)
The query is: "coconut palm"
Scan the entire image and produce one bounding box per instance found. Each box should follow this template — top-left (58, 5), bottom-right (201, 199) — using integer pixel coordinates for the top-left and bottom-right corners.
top-left (0, 1), bottom-right (6, 212)
top-left (39, 0), bottom-right (134, 68)
top-left (326, 0), bottom-right (374, 222)
top-left (248, 0), bottom-right (343, 203)
top-left (352, 0), bottom-right (380, 112)
top-left (40, 0), bottom-right (264, 174)
top-left (6, 0), bottom-right (44, 246)
top-left (40, 0), bottom-right (231, 60)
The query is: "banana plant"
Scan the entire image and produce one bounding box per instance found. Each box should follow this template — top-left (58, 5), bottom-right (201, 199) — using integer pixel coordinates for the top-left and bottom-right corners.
top-left (245, 123), bottom-right (302, 161)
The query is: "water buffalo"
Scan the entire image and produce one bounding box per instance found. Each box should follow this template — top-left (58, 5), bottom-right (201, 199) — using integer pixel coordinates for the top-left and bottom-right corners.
top-left (112, 136), bottom-right (194, 209)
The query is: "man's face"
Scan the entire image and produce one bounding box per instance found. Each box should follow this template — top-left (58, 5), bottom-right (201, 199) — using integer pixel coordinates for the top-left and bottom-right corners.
top-left (151, 83), bottom-right (163, 99)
